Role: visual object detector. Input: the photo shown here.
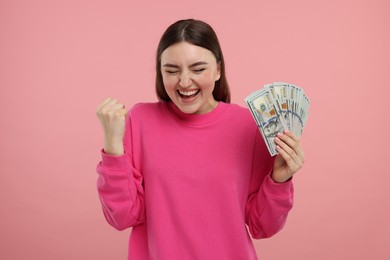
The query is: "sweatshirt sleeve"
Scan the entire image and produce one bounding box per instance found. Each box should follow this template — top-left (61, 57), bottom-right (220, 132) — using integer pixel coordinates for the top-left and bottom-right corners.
top-left (245, 129), bottom-right (294, 239)
top-left (96, 112), bottom-right (146, 231)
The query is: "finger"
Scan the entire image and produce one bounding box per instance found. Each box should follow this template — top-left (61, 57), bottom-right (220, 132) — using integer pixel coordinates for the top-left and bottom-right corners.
top-left (276, 139), bottom-right (304, 174)
top-left (284, 131), bottom-right (305, 163)
top-left (118, 108), bottom-right (128, 117)
top-left (106, 106), bottom-right (128, 120)
top-left (96, 97), bottom-right (113, 114)
top-left (100, 98), bottom-right (121, 114)
top-left (277, 131), bottom-right (304, 159)
top-left (104, 102), bottom-right (125, 114)
top-left (275, 145), bottom-right (299, 174)
top-left (283, 129), bottom-right (300, 142)
top-left (274, 136), bottom-right (302, 167)
top-left (103, 98), bottom-right (119, 109)
top-left (274, 137), bottom-right (295, 159)
top-left (279, 130), bottom-right (305, 169)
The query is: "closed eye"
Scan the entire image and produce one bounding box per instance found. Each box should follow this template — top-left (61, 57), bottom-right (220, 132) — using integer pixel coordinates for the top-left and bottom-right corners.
top-left (165, 70), bottom-right (179, 74)
top-left (193, 68), bottom-right (206, 73)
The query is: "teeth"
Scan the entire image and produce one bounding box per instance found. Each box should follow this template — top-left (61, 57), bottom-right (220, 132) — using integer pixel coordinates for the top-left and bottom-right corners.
top-left (179, 90), bottom-right (199, 96)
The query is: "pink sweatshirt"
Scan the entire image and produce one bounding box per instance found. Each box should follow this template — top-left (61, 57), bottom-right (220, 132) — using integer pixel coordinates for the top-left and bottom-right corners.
top-left (96, 101), bottom-right (293, 260)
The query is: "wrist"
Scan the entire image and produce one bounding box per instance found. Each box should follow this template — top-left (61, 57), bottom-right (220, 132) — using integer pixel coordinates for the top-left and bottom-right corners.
top-left (104, 136), bottom-right (124, 156)
top-left (271, 172), bottom-right (292, 183)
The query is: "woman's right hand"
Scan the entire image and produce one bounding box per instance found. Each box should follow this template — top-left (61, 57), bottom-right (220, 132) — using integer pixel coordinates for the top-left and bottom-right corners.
top-left (96, 97), bottom-right (128, 156)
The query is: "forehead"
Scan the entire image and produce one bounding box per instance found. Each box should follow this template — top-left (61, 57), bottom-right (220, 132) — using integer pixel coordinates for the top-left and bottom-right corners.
top-left (160, 41), bottom-right (216, 64)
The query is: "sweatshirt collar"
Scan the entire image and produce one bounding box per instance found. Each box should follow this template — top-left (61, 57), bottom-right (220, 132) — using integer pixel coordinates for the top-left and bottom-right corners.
top-left (165, 101), bottom-right (228, 125)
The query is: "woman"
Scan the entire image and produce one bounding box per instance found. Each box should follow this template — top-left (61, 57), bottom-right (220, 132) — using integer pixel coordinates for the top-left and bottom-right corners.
top-left (96, 18), bottom-right (304, 260)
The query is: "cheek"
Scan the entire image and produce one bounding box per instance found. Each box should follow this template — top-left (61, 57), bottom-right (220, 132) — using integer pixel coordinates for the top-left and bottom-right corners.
top-left (204, 80), bottom-right (218, 92)
top-left (162, 75), bottom-right (177, 89)
top-left (196, 72), bottom-right (217, 87)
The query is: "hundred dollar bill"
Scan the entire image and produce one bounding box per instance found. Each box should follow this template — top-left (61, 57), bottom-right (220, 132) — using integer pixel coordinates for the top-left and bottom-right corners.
top-left (245, 88), bottom-right (286, 156)
top-left (267, 82), bottom-right (290, 131)
top-left (246, 82), bottom-right (310, 155)
top-left (294, 87), bottom-right (306, 136)
top-left (274, 82), bottom-right (307, 136)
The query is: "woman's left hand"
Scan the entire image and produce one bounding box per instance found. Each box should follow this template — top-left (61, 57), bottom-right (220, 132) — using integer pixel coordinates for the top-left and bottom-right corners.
top-left (272, 130), bottom-right (305, 183)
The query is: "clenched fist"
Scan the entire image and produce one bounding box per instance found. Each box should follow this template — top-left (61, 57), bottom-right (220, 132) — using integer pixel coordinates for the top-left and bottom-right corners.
top-left (96, 97), bottom-right (128, 156)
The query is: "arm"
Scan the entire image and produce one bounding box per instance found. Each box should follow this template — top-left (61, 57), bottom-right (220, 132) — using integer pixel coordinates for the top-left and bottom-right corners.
top-left (245, 172), bottom-right (293, 239)
top-left (96, 150), bottom-right (146, 231)
top-left (96, 98), bottom-right (145, 230)
top-left (245, 130), bottom-right (294, 239)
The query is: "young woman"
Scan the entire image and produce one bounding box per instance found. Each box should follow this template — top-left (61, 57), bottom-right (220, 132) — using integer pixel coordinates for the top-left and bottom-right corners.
top-left (96, 19), bottom-right (304, 260)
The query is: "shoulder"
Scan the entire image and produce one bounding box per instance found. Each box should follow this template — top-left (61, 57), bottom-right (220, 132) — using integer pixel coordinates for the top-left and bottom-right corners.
top-left (225, 102), bottom-right (249, 114)
top-left (129, 102), bottom-right (162, 114)
top-left (126, 102), bottom-right (173, 128)
top-left (127, 102), bottom-right (166, 119)
top-left (219, 102), bottom-right (259, 138)
top-left (224, 103), bottom-right (254, 124)
top-left (225, 103), bottom-right (271, 160)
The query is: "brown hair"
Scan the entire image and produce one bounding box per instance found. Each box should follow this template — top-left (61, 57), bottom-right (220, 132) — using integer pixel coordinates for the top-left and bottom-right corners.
top-left (155, 19), bottom-right (231, 103)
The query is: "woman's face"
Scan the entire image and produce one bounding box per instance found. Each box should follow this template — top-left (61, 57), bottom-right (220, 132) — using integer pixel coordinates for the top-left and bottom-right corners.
top-left (160, 41), bottom-right (221, 114)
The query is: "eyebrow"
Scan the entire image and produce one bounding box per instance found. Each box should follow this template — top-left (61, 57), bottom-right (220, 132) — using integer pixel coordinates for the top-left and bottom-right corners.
top-left (162, 61), bottom-right (209, 69)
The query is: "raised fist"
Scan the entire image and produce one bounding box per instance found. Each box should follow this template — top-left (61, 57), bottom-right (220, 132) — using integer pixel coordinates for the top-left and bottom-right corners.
top-left (96, 97), bottom-right (127, 155)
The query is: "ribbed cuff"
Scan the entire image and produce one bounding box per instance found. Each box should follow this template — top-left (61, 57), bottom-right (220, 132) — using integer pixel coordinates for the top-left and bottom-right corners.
top-left (100, 149), bottom-right (131, 170)
top-left (264, 174), bottom-right (293, 197)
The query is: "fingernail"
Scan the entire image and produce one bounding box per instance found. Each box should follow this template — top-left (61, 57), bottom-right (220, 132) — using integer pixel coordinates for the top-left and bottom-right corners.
top-left (277, 132), bottom-right (284, 138)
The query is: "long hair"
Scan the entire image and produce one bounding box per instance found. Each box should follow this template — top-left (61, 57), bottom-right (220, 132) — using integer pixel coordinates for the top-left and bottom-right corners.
top-left (155, 19), bottom-right (230, 103)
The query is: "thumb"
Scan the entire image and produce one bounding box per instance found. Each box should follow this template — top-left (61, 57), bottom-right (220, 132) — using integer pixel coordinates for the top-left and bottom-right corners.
top-left (119, 108), bottom-right (128, 118)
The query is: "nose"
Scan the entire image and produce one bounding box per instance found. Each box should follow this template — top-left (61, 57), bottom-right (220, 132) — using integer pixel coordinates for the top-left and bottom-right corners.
top-left (179, 71), bottom-right (192, 88)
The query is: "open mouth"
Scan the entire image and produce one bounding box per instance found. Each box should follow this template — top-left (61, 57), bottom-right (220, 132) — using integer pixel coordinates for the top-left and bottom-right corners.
top-left (177, 89), bottom-right (200, 99)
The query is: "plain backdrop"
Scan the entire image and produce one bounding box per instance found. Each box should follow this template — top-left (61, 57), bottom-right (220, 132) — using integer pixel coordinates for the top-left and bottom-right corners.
top-left (1, 0), bottom-right (389, 259)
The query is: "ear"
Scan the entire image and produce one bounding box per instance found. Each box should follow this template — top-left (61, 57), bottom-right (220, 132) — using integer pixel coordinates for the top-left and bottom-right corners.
top-left (214, 62), bottom-right (221, 81)
top-left (215, 62), bottom-right (221, 81)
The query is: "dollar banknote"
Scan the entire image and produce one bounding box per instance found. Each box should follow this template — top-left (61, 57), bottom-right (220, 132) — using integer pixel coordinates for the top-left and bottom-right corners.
top-left (245, 82), bottom-right (310, 156)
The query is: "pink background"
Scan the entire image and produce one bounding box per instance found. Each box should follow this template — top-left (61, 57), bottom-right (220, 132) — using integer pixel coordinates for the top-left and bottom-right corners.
top-left (1, 0), bottom-right (389, 259)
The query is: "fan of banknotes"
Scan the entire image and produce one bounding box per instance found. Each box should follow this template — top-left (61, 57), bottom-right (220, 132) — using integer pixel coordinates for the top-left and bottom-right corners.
top-left (245, 82), bottom-right (310, 156)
